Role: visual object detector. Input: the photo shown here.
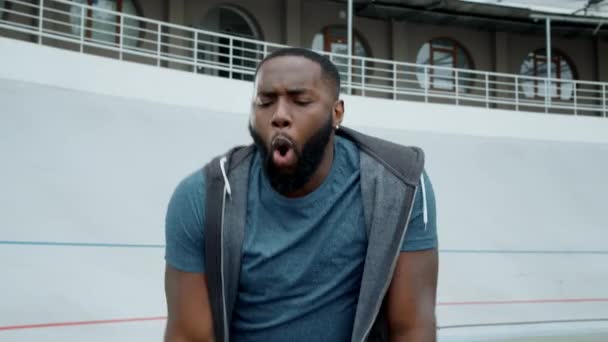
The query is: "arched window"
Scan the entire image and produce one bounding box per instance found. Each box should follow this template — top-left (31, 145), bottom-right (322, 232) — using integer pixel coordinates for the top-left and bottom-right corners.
top-left (202, 5), bottom-right (260, 39)
top-left (312, 26), bottom-right (370, 85)
top-left (199, 5), bottom-right (263, 81)
top-left (519, 49), bottom-right (576, 100)
top-left (416, 38), bottom-right (474, 92)
top-left (70, 0), bottom-right (143, 47)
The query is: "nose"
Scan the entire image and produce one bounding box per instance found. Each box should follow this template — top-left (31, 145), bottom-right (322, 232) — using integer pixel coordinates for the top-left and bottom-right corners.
top-left (271, 99), bottom-right (292, 129)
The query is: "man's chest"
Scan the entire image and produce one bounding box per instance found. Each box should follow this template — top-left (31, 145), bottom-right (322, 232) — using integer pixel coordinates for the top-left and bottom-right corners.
top-left (237, 190), bottom-right (367, 299)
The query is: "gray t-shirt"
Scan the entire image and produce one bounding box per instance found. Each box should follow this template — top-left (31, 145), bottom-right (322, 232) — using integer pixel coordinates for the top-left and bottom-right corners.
top-left (165, 136), bottom-right (437, 341)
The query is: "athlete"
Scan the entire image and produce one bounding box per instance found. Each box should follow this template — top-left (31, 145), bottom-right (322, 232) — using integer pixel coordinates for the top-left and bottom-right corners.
top-left (164, 48), bottom-right (438, 341)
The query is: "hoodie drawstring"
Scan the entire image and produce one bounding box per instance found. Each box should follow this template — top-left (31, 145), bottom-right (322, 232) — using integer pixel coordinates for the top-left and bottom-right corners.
top-left (220, 156), bottom-right (232, 197)
top-left (421, 172), bottom-right (428, 231)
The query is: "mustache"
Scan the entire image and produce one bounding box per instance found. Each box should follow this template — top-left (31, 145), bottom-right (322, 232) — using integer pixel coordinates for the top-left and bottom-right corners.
top-left (271, 134), bottom-right (296, 151)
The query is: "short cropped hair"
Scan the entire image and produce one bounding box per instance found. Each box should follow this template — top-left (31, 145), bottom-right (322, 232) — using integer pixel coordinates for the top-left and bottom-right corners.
top-left (254, 47), bottom-right (341, 99)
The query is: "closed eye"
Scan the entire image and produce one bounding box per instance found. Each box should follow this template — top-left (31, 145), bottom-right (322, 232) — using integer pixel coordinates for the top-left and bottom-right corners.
top-left (256, 98), bottom-right (274, 107)
top-left (294, 100), bottom-right (312, 106)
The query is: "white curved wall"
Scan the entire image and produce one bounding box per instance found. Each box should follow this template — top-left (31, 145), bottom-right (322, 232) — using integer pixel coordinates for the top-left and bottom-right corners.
top-left (1, 37), bottom-right (607, 341)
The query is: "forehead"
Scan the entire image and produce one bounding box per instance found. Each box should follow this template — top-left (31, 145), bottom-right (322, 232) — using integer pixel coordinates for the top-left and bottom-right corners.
top-left (255, 56), bottom-right (325, 92)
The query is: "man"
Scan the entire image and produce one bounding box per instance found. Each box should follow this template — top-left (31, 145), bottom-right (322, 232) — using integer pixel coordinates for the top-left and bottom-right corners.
top-left (164, 48), bottom-right (438, 341)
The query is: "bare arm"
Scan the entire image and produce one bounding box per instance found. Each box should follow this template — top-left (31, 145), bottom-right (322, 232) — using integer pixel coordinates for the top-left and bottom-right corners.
top-left (385, 249), bottom-right (439, 342)
top-left (164, 264), bottom-right (215, 342)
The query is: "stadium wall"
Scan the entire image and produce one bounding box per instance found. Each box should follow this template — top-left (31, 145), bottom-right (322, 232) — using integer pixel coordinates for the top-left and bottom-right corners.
top-left (1, 36), bottom-right (608, 340)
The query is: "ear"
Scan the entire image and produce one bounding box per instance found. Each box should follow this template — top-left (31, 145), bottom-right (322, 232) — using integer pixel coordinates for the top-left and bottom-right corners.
top-left (333, 99), bottom-right (344, 128)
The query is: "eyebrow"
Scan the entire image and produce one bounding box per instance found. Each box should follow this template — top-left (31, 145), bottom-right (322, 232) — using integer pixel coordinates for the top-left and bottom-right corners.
top-left (257, 88), bottom-right (311, 97)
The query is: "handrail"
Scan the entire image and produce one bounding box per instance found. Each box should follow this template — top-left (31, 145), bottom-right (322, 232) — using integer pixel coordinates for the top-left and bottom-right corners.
top-left (0, 0), bottom-right (606, 117)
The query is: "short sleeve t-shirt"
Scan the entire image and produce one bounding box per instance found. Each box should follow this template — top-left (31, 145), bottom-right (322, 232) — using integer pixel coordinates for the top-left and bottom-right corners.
top-left (165, 136), bottom-right (437, 341)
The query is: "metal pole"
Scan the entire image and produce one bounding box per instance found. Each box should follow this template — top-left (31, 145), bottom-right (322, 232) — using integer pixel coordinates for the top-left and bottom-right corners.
top-left (455, 69), bottom-right (459, 105)
top-left (573, 82), bottom-right (577, 116)
top-left (515, 76), bottom-right (519, 111)
top-left (424, 66), bottom-right (429, 103)
top-left (38, 0), bottom-right (44, 44)
top-left (229, 37), bottom-right (233, 79)
top-left (545, 17), bottom-right (551, 112)
top-left (485, 73), bottom-right (489, 108)
top-left (347, 0), bottom-right (353, 95)
top-left (393, 63), bottom-right (397, 100)
top-left (157, 23), bottom-right (162, 67)
top-left (193, 31), bottom-right (198, 73)
top-left (361, 59), bottom-right (366, 97)
top-left (79, 5), bottom-right (85, 53)
top-left (603, 84), bottom-right (606, 118)
top-left (119, 14), bottom-right (124, 60)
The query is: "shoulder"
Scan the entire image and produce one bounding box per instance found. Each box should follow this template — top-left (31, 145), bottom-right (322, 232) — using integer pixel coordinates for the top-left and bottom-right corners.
top-left (166, 170), bottom-right (206, 229)
top-left (335, 135), bottom-right (360, 166)
top-left (171, 170), bottom-right (206, 206)
top-left (164, 170), bottom-right (207, 273)
top-left (337, 128), bottom-right (424, 186)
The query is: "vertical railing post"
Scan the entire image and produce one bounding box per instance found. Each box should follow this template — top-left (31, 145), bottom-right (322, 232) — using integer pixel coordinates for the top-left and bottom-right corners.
top-left (79, 5), bottom-right (85, 53)
top-left (455, 69), bottom-right (459, 105)
top-left (573, 82), bottom-right (578, 116)
top-left (347, 0), bottom-right (353, 95)
top-left (603, 84), bottom-right (606, 118)
top-left (228, 37), bottom-right (233, 79)
top-left (424, 66), bottom-right (429, 103)
top-left (193, 31), bottom-right (198, 73)
top-left (485, 73), bottom-right (490, 109)
top-left (545, 78), bottom-right (551, 113)
top-left (361, 59), bottom-right (366, 97)
top-left (392, 63), bottom-right (397, 100)
top-left (263, 44), bottom-right (268, 58)
top-left (38, 0), bottom-right (44, 44)
top-left (545, 17), bottom-right (552, 113)
top-left (157, 23), bottom-right (162, 67)
top-left (515, 76), bottom-right (519, 111)
top-left (118, 14), bottom-right (124, 60)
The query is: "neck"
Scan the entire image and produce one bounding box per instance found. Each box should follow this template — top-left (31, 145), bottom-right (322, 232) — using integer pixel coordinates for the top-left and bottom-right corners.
top-left (283, 135), bottom-right (335, 198)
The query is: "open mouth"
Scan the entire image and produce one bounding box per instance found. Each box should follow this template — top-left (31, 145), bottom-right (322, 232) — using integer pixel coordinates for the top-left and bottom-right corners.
top-left (271, 136), bottom-right (296, 168)
top-left (276, 143), bottom-right (290, 156)
top-left (272, 136), bottom-right (294, 154)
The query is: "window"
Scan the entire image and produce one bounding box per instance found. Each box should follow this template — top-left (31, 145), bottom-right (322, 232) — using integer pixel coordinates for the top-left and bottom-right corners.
top-left (416, 38), bottom-right (474, 92)
top-left (70, 0), bottom-right (142, 47)
top-left (312, 26), bottom-right (369, 84)
top-left (200, 5), bottom-right (263, 81)
top-left (519, 49), bottom-right (575, 100)
top-left (0, 0), bottom-right (6, 20)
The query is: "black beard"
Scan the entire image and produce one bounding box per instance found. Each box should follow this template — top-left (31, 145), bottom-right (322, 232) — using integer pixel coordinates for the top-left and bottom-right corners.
top-left (248, 117), bottom-right (334, 195)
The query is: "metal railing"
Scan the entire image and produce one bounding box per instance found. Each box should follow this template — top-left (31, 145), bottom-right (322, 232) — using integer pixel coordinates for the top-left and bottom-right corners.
top-left (1, 0), bottom-right (607, 117)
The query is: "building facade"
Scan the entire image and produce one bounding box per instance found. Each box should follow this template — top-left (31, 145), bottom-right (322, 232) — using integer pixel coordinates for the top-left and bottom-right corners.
top-left (1, 0), bottom-right (607, 115)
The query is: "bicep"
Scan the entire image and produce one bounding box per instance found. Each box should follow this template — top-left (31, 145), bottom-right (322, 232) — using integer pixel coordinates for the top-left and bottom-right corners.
top-left (165, 171), bottom-right (207, 273)
top-left (164, 172), bottom-right (213, 340)
top-left (385, 250), bottom-right (438, 342)
top-left (164, 265), bottom-right (214, 342)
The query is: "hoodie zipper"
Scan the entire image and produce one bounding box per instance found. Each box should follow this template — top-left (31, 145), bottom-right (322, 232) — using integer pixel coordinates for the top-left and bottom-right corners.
top-left (360, 187), bottom-right (418, 342)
